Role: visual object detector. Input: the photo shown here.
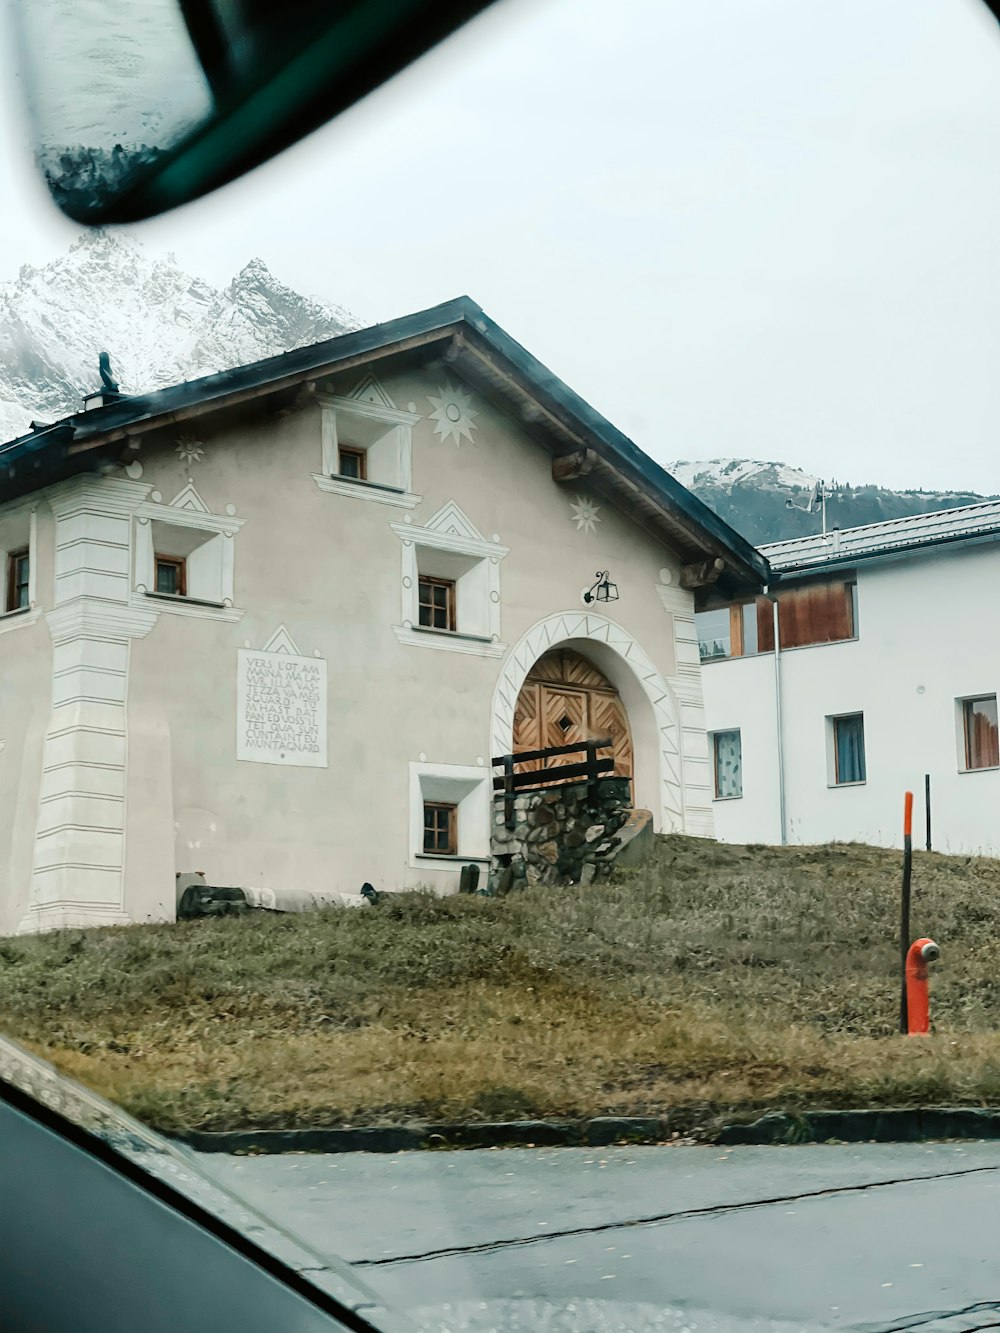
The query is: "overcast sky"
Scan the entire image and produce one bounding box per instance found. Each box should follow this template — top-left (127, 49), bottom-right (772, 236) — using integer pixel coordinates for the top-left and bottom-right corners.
top-left (2, 0), bottom-right (1000, 492)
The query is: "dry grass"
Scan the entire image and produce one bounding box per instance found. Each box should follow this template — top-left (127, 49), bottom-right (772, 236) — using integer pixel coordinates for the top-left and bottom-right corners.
top-left (4, 836), bottom-right (1000, 1133)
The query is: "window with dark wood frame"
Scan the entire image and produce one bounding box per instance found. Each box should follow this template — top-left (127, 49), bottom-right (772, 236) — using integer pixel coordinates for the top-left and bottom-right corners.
top-left (5, 548), bottom-right (29, 612)
top-left (423, 801), bottom-right (457, 855)
top-left (963, 696), bottom-right (999, 771)
top-left (338, 446), bottom-right (367, 481)
top-left (418, 575), bottom-right (456, 631)
top-left (154, 554), bottom-right (187, 597)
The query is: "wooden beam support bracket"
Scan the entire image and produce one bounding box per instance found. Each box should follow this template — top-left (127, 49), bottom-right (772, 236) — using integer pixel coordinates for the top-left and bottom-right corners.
top-left (679, 557), bottom-right (725, 590)
top-left (552, 448), bottom-right (599, 483)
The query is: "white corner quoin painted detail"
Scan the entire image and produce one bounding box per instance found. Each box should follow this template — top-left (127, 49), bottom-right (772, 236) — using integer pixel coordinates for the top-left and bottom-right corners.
top-left (236, 626), bottom-right (328, 768)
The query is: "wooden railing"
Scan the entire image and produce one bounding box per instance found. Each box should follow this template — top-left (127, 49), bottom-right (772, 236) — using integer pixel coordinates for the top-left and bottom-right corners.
top-left (492, 737), bottom-right (615, 829)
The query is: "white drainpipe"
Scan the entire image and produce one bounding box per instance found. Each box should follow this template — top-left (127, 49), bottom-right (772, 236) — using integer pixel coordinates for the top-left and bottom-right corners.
top-left (766, 586), bottom-right (788, 845)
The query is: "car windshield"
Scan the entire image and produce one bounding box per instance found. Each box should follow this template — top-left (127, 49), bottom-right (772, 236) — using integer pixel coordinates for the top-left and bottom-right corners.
top-left (4, 2), bottom-right (1000, 1330)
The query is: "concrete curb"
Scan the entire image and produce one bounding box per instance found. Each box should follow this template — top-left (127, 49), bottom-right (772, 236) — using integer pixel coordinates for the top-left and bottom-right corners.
top-left (170, 1107), bottom-right (1000, 1155)
top-left (172, 1116), bottom-right (670, 1155)
top-left (714, 1107), bottom-right (1000, 1145)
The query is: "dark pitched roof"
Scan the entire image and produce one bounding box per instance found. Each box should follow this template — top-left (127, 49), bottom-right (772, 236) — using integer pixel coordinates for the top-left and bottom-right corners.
top-left (0, 296), bottom-right (768, 592)
top-left (762, 499), bottom-right (1000, 577)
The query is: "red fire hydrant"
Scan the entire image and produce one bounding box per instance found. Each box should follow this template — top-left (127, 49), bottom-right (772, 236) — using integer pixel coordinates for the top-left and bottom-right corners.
top-left (905, 937), bottom-right (940, 1036)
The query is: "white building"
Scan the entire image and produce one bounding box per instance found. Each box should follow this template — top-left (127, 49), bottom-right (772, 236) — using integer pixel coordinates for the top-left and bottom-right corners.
top-left (699, 502), bottom-right (1000, 855)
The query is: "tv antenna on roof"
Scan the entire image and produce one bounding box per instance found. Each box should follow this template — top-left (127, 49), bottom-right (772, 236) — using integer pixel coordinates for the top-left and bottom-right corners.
top-left (786, 478), bottom-right (837, 538)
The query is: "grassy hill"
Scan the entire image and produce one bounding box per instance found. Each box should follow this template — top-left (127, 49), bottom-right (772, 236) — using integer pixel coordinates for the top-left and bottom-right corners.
top-left (3, 836), bottom-right (1000, 1137)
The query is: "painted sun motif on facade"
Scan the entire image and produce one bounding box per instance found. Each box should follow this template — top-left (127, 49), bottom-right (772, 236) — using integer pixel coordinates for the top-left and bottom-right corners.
top-left (175, 432), bottom-right (205, 465)
top-left (570, 496), bottom-right (601, 533)
top-left (427, 383), bottom-right (478, 446)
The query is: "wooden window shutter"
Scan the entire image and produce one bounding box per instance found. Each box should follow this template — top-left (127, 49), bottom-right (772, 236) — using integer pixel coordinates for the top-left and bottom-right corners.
top-left (757, 583), bottom-right (853, 651)
top-left (756, 597), bottom-right (775, 653)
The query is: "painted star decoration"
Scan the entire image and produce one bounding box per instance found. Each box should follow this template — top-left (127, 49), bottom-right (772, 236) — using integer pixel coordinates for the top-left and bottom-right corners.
top-left (175, 432), bottom-right (206, 465)
top-left (427, 383), bottom-right (479, 446)
top-left (570, 495), bottom-right (601, 533)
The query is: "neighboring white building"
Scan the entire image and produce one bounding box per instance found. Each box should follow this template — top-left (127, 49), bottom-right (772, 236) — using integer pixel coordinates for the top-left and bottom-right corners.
top-left (699, 502), bottom-right (1000, 855)
top-left (0, 297), bottom-right (766, 934)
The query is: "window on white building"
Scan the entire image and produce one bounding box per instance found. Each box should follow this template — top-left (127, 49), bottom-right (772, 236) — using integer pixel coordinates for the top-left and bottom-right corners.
top-left (148, 520), bottom-right (223, 603)
top-left (830, 712), bottom-right (866, 785)
top-left (696, 608), bottom-right (732, 661)
top-left (0, 502), bottom-right (37, 624)
top-left (392, 502), bottom-right (508, 658)
top-left (154, 553), bottom-right (186, 597)
top-left (697, 580), bottom-right (858, 661)
top-left (409, 763), bottom-right (490, 866)
top-left (133, 484), bottom-right (243, 620)
top-left (712, 729), bottom-right (742, 799)
top-left (5, 547), bottom-right (29, 611)
top-left (960, 695), bottom-right (999, 771)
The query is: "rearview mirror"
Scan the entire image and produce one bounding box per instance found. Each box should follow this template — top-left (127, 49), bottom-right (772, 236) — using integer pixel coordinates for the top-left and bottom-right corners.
top-left (10, 0), bottom-right (497, 224)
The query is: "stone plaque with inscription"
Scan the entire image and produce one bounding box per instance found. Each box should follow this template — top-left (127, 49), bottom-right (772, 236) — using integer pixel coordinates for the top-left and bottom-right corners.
top-left (236, 648), bottom-right (327, 767)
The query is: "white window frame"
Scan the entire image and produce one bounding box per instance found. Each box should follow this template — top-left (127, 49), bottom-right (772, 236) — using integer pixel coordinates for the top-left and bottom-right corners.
top-left (0, 499), bottom-right (41, 635)
top-left (391, 502), bottom-right (508, 658)
top-left (408, 762), bottom-right (491, 870)
top-left (312, 392), bottom-right (421, 508)
top-left (132, 484), bottom-right (244, 622)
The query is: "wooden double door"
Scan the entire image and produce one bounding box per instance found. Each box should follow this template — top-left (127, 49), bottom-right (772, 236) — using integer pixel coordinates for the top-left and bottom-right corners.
top-left (513, 648), bottom-right (633, 782)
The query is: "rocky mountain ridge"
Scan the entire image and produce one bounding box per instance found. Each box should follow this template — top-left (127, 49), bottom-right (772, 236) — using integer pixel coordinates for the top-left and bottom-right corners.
top-left (0, 231), bottom-right (357, 444)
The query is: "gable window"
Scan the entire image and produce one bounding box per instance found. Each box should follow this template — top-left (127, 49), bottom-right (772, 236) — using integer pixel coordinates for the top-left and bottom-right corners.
top-left (712, 729), bottom-right (742, 799)
top-left (154, 554), bottom-right (186, 597)
top-left (5, 547), bottom-right (29, 612)
top-left (313, 379), bottom-right (420, 508)
top-left (338, 445), bottom-right (367, 481)
top-left (831, 713), bottom-right (866, 785)
top-left (960, 695), bottom-right (999, 771)
top-left (423, 801), bottom-right (457, 855)
top-left (418, 576), bottom-right (456, 632)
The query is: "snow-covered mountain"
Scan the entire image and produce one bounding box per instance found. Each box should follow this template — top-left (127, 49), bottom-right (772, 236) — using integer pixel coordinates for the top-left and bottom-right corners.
top-left (669, 457), bottom-right (999, 545)
top-left (0, 231), bottom-right (358, 443)
top-left (669, 458), bottom-right (824, 495)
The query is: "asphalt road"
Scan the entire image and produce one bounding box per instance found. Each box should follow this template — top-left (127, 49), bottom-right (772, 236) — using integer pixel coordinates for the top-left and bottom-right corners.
top-left (197, 1141), bottom-right (1000, 1331)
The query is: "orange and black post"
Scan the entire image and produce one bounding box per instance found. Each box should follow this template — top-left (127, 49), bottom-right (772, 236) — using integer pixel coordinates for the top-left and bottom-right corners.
top-left (899, 791), bottom-right (913, 1034)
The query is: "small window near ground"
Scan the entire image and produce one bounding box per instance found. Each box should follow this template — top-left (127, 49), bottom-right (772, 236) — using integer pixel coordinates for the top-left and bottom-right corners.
top-left (154, 554), bottom-right (186, 597)
top-left (418, 576), bottom-right (456, 631)
top-left (962, 695), bottom-right (999, 771)
top-left (712, 729), bottom-right (742, 799)
top-left (338, 446), bottom-right (367, 481)
top-left (423, 801), bottom-right (457, 855)
top-left (833, 713), bottom-right (866, 785)
top-left (5, 547), bottom-right (29, 612)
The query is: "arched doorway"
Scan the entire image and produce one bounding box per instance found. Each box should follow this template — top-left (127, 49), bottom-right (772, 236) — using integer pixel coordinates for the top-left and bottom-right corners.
top-left (513, 648), bottom-right (633, 784)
